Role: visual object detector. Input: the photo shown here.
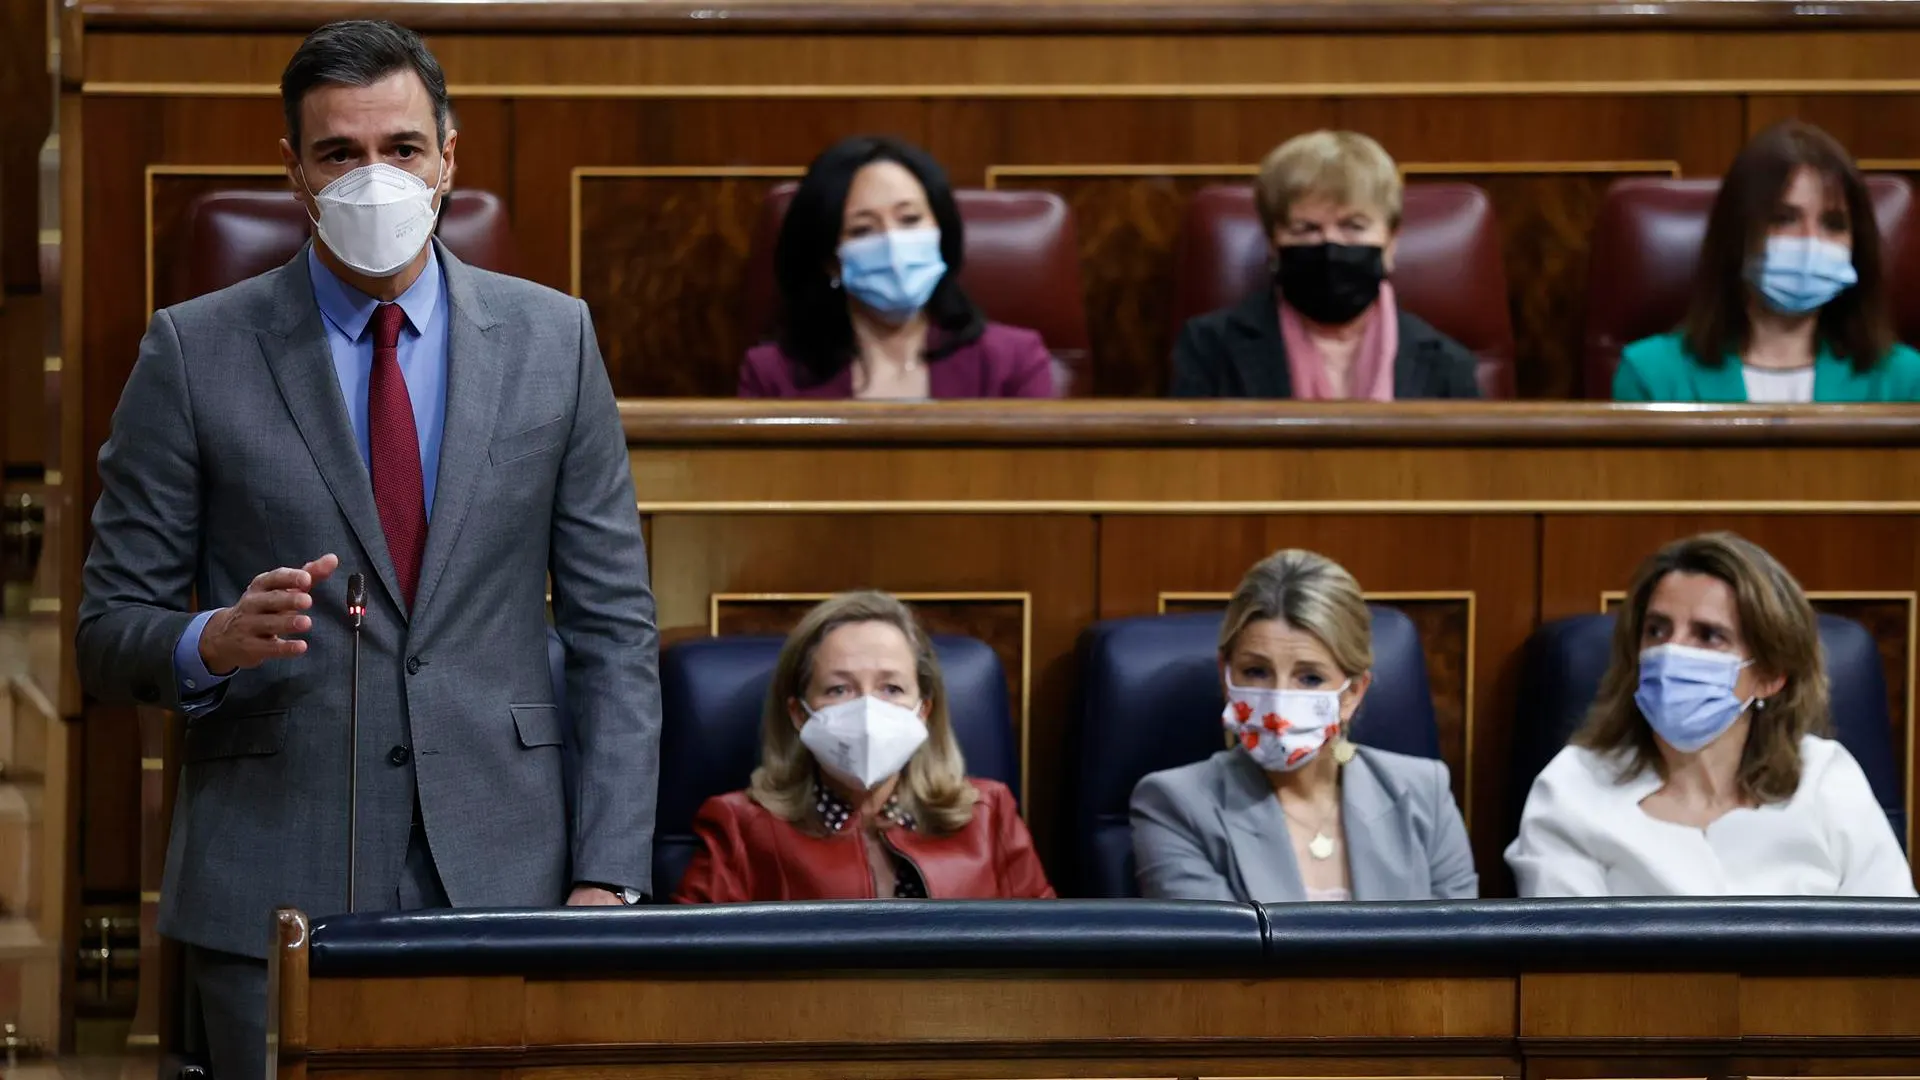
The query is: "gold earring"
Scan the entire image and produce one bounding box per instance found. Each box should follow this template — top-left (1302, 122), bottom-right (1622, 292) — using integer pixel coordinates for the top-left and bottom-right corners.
top-left (1332, 738), bottom-right (1357, 764)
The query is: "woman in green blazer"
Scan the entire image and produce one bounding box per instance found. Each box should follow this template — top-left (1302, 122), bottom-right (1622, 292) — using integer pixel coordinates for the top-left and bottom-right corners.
top-left (1614, 120), bottom-right (1920, 404)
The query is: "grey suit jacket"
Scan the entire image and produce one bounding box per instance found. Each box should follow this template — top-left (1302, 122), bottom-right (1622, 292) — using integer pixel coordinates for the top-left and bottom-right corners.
top-left (76, 242), bottom-right (662, 958)
top-left (1129, 746), bottom-right (1478, 902)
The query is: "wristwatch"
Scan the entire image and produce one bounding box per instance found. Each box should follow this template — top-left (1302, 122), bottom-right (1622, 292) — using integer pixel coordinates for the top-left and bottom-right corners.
top-left (581, 882), bottom-right (647, 905)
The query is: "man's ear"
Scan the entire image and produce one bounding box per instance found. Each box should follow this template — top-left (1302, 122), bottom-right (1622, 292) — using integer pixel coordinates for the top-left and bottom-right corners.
top-left (280, 138), bottom-right (314, 218)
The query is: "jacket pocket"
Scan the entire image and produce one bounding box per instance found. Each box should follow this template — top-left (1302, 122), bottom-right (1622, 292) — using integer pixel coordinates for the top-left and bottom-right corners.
top-left (488, 416), bottom-right (566, 468)
top-left (184, 710), bottom-right (290, 763)
top-left (512, 703), bottom-right (564, 748)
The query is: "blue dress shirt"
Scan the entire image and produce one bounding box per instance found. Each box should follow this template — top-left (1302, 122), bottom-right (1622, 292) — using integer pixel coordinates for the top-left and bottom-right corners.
top-left (173, 246), bottom-right (451, 707)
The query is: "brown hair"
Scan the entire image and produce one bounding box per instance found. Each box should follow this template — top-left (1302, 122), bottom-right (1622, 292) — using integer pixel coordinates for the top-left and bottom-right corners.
top-left (1682, 120), bottom-right (1892, 373)
top-left (1254, 130), bottom-right (1404, 238)
top-left (1574, 532), bottom-right (1828, 804)
top-left (747, 590), bottom-right (980, 833)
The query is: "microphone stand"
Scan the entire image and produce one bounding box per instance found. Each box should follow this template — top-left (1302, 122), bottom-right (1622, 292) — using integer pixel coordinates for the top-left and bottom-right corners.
top-left (346, 573), bottom-right (366, 914)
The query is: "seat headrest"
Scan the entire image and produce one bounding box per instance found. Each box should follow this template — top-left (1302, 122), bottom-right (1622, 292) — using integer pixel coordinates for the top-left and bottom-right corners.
top-left (1510, 612), bottom-right (1904, 847)
top-left (654, 633), bottom-right (1021, 898)
top-left (1072, 606), bottom-right (1440, 897)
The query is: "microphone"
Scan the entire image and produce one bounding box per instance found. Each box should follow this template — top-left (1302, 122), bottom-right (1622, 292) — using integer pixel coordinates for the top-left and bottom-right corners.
top-left (346, 573), bottom-right (366, 913)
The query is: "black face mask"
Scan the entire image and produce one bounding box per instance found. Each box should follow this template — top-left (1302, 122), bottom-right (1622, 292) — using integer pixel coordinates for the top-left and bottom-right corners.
top-left (1274, 242), bottom-right (1387, 325)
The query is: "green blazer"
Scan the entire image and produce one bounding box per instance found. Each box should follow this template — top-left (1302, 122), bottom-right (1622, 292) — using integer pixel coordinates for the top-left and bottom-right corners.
top-left (1614, 331), bottom-right (1920, 403)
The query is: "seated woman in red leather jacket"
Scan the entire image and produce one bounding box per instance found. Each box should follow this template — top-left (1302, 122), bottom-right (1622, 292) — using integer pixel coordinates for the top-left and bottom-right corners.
top-left (674, 591), bottom-right (1055, 902)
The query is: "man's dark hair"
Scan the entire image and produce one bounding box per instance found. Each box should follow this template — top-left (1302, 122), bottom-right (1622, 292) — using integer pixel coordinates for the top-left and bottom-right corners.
top-left (280, 20), bottom-right (450, 153)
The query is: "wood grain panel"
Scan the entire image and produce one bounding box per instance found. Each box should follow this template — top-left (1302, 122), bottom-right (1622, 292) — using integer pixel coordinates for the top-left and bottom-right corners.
top-left (1521, 972), bottom-right (1741, 1039)
top-left (574, 172), bottom-right (792, 397)
top-left (0, 0), bottom-right (50, 294)
top-left (1540, 514), bottom-right (1920, 876)
top-left (991, 172), bottom-right (1238, 398)
top-left (647, 513), bottom-right (1095, 876)
top-left (1097, 514), bottom-right (1535, 895)
top-left (712, 594), bottom-right (1028, 742)
top-left (1345, 96), bottom-right (1744, 398)
top-left (521, 973), bottom-right (1514, 1045)
top-left (511, 98), bottom-right (930, 298)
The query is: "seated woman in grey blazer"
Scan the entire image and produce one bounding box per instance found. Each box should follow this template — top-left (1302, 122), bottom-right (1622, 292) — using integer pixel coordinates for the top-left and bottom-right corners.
top-left (1129, 548), bottom-right (1479, 902)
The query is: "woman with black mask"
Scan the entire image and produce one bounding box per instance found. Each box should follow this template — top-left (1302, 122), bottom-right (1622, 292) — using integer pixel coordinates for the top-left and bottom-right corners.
top-left (1169, 131), bottom-right (1480, 400)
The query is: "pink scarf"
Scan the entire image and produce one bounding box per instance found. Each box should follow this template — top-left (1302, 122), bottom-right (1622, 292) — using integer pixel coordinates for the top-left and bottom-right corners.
top-left (1278, 282), bottom-right (1399, 401)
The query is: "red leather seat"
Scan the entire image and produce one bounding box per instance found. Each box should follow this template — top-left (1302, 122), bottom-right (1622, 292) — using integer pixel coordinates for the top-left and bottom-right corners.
top-left (741, 184), bottom-right (1093, 395)
top-left (1582, 175), bottom-right (1914, 399)
top-left (169, 189), bottom-right (517, 304)
top-left (1169, 183), bottom-right (1516, 399)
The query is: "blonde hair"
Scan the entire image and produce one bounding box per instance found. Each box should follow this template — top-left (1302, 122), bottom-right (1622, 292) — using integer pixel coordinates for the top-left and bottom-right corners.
top-left (1575, 532), bottom-right (1828, 804)
top-left (748, 590), bottom-right (980, 833)
top-left (1220, 549), bottom-right (1374, 678)
top-left (1254, 130), bottom-right (1404, 237)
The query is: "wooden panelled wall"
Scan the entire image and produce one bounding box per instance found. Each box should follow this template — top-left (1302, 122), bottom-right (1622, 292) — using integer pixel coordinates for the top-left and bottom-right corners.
top-left (58, 9), bottom-right (1920, 1011)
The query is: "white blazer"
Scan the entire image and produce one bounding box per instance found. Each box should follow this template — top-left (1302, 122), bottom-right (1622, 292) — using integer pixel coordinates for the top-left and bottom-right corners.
top-left (1507, 734), bottom-right (1915, 898)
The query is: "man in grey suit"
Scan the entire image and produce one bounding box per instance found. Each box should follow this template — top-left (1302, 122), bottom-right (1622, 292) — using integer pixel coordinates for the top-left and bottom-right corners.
top-left (76, 20), bottom-right (660, 1078)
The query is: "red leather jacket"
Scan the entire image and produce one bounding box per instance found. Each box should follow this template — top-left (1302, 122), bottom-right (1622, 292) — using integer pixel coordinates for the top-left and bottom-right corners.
top-left (674, 779), bottom-right (1055, 902)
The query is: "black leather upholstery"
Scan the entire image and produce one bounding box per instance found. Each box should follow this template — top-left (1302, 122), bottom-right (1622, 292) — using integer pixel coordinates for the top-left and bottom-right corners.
top-left (304, 898), bottom-right (1920, 977)
top-left (654, 634), bottom-right (1021, 899)
top-left (307, 899), bottom-right (1266, 975)
top-left (1073, 607), bottom-right (1441, 898)
top-left (1511, 613), bottom-right (1905, 847)
top-left (1259, 897), bottom-right (1920, 971)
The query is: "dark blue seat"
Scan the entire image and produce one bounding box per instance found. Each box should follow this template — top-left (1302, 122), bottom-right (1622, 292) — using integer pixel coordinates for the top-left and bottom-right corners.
top-left (653, 634), bottom-right (1021, 900)
top-left (1511, 613), bottom-right (1904, 848)
top-left (1073, 607), bottom-right (1442, 898)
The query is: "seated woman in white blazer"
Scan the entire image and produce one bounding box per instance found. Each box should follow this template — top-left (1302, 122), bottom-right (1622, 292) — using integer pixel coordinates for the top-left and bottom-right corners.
top-left (1130, 548), bottom-right (1478, 902)
top-left (1508, 531), bottom-right (1915, 897)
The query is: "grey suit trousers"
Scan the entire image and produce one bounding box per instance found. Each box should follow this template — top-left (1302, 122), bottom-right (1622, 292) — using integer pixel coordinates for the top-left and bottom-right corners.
top-left (186, 821), bottom-right (448, 1079)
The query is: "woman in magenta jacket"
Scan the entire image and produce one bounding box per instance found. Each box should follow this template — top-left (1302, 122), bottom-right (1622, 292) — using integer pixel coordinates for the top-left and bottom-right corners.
top-left (739, 136), bottom-right (1059, 400)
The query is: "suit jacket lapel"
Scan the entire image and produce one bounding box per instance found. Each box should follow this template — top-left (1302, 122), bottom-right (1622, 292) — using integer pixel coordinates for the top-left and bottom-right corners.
top-left (1217, 750), bottom-right (1306, 902)
top-left (1224, 292), bottom-right (1293, 398)
top-left (1342, 749), bottom-right (1414, 901)
top-left (410, 242), bottom-right (504, 622)
top-left (258, 249), bottom-right (406, 614)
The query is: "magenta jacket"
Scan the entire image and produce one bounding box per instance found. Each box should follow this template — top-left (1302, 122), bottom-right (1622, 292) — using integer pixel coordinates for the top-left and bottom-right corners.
top-left (738, 323), bottom-right (1059, 399)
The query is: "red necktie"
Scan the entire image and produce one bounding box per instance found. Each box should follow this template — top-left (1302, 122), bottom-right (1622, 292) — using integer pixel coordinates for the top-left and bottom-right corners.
top-left (369, 303), bottom-right (427, 609)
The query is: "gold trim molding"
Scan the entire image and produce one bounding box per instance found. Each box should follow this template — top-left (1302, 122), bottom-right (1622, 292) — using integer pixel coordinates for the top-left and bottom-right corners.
top-left (707, 591), bottom-right (1035, 809)
top-left (633, 500), bottom-right (1920, 514)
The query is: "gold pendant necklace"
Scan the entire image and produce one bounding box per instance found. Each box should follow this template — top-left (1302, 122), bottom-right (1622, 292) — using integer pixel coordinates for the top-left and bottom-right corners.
top-left (1306, 832), bottom-right (1337, 860)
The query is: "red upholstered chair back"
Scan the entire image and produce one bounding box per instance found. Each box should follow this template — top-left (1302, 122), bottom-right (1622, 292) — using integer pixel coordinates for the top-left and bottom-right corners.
top-left (741, 184), bottom-right (1094, 395)
top-left (169, 189), bottom-right (517, 305)
top-left (1582, 174), bottom-right (1914, 399)
top-left (1169, 183), bottom-right (1516, 398)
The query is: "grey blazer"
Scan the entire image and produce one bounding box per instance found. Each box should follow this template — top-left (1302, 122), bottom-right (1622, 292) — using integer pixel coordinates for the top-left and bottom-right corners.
top-left (1130, 746), bottom-right (1478, 902)
top-left (77, 242), bottom-right (662, 958)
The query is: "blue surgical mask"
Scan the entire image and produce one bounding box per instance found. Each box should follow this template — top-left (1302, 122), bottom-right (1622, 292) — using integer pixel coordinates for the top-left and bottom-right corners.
top-left (1633, 643), bottom-right (1756, 753)
top-left (1749, 235), bottom-right (1858, 315)
top-left (836, 226), bottom-right (946, 321)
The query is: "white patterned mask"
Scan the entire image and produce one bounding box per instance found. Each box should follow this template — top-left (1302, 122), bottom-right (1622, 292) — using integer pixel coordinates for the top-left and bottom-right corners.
top-left (1222, 677), bottom-right (1350, 772)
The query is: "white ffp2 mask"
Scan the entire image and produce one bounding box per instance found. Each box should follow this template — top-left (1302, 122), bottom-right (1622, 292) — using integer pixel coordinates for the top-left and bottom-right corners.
top-left (303, 161), bottom-right (443, 277)
top-left (799, 696), bottom-right (929, 791)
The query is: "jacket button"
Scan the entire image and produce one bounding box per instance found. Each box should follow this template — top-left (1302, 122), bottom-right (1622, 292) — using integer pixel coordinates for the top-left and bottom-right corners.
top-left (405, 656), bottom-right (421, 675)
top-left (388, 746), bottom-right (411, 766)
